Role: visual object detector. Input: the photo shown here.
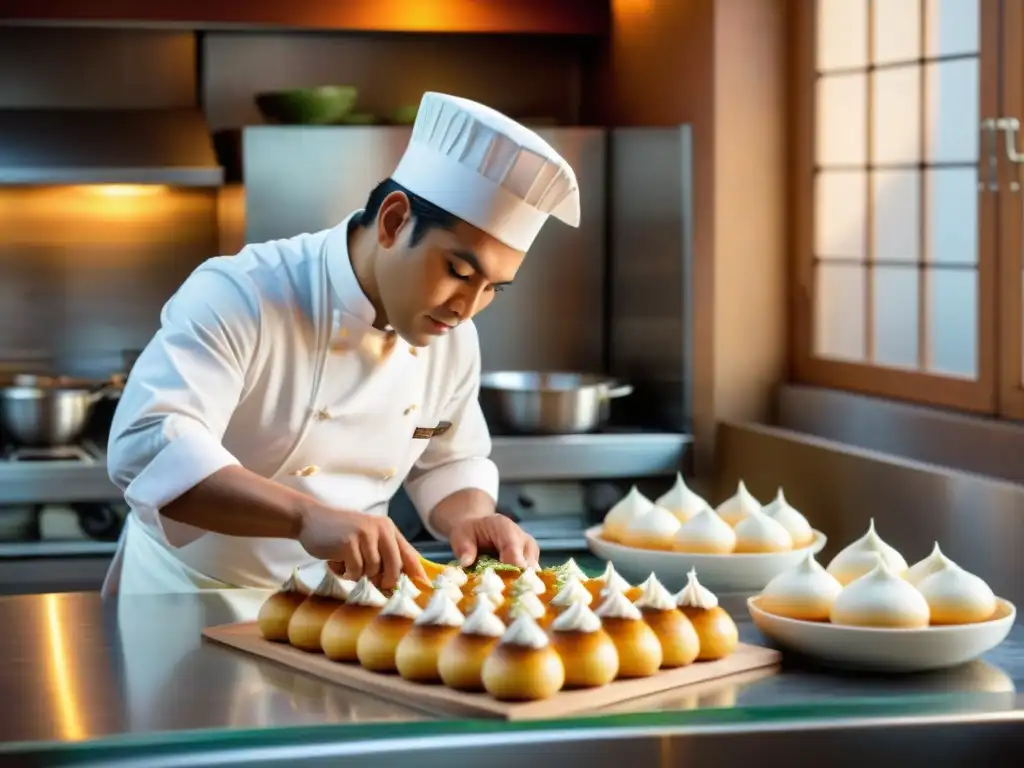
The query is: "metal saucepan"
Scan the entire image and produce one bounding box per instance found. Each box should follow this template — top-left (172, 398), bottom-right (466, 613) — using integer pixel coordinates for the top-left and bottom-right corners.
top-left (0, 374), bottom-right (123, 447)
top-left (479, 371), bottom-right (634, 435)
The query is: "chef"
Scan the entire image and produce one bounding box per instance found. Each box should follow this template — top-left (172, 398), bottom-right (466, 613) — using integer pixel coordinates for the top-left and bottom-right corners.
top-left (101, 92), bottom-right (581, 596)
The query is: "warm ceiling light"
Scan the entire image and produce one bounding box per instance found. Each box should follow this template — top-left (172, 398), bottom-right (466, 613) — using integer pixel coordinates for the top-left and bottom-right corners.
top-left (85, 184), bottom-right (169, 198)
top-left (613, 0), bottom-right (653, 14)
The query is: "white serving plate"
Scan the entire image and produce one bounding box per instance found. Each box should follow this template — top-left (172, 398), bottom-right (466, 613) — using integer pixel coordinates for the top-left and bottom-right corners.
top-left (747, 595), bottom-right (1017, 673)
top-left (584, 525), bottom-right (826, 592)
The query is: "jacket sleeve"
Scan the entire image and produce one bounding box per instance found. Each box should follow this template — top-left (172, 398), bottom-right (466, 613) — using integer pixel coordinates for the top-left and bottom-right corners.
top-left (403, 324), bottom-right (499, 540)
top-left (106, 261), bottom-right (261, 548)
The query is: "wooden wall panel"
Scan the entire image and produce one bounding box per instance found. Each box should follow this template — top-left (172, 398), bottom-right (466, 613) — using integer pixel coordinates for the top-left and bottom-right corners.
top-left (600, 0), bottom-right (789, 480)
top-left (202, 32), bottom-right (589, 132)
top-left (0, 0), bottom-right (609, 35)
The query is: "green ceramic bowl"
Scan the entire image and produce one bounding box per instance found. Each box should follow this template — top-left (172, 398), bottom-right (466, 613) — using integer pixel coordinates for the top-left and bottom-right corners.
top-left (391, 104), bottom-right (419, 125)
top-left (255, 86), bottom-right (359, 125)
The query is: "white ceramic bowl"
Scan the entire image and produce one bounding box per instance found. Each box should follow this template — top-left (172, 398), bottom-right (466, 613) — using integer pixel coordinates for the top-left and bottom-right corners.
top-left (748, 595), bottom-right (1017, 673)
top-left (584, 525), bottom-right (827, 592)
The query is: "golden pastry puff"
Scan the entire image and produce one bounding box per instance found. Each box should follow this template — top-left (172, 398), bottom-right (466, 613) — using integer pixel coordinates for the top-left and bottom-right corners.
top-left (357, 589), bottom-right (423, 673)
top-left (465, 565), bottom-right (521, 595)
top-left (548, 575), bottom-right (594, 616)
top-left (549, 602), bottom-right (619, 688)
top-left (482, 614), bottom-right (565, 702)
top-left (602, 485), bottom-right (655, 543)
top-left (396, 591), bottom-right (465, 683)
top-left (438, 600), bottom-right (506, 692)
top-left (509, 567), bottom-right (548, 600)
top-left (418, 572), bottom-right (465, 611)
top-left (462, 565), bottom-right (506, 614)
top-left (633, 574), bottom-right (700, 668)
top-left (829, 560), bottom-right (930, 629)
top-left (675, 569), bottom-right (738, 661)
top-left (584, 562), bottom-right (632, 604)
top-left (758, 552), bottom-right (842, 622)
top-left (258, 567), bottom-right (313, 642)
top-left (466, 566), bottom-right (510, 600)
top-left (320, 577), bottom-right (388, 662)
top-left (286, 571), bottom-right (357, 652)
top-left (595, 589), bottom-right (662, 678)
top-left (619, 503), bottom-right (681, 551)
top-left (498, 591), bottom-right (551, 630)
top-left (917, 561), bottom-right (997, 626)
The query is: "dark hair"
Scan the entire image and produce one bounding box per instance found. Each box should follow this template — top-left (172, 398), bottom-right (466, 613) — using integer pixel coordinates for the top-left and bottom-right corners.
top-left (357, 178), bottom-right (458, 246)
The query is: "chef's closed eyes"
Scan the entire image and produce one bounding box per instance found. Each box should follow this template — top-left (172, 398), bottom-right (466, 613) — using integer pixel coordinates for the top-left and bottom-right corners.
top-left (446, 252), bottom-right (508, 293)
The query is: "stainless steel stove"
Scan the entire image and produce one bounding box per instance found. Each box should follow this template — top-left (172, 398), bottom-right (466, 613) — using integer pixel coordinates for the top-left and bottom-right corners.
top-left (0, 440), bottom-right (120, 505)
top-left (3, 441), bottom-right (102, 464)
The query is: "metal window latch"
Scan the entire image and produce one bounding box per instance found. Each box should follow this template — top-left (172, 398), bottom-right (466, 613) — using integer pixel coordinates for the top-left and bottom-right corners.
top-left (994, 117), bottom-right (1024, 192)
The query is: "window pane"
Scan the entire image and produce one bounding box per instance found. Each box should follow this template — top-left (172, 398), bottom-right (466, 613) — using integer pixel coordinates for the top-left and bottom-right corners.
top-left (926, 268), bottom-right (977, 378)
top-left (925, 0), bottom-right (979, 57)
top-left (874, 0), bottom-right (921, 65)
top-left (872, 170), bottom-right (920, 263)
top-left (816, 171), bottom-right (867, 258)
top-left (817, 0), bottom-right (868, 71)
top-left (873, 66), bottom-right (921, 165)
top-left (925, 169), bottom-right (977, 265)
top-left (925, 58), bottom-right (979, 163)
top-left (873, 265), bottom-right (919, 368)
top-left (815, 262), bottom-right (866, 361)
top-left (817, 74), bottom-right (867, 166)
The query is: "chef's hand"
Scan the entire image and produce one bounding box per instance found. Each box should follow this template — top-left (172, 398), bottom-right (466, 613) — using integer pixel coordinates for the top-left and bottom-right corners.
top-left (297, 505), bottom-right (427, 589)
top-left (449, 514), bottom-right (540, 570)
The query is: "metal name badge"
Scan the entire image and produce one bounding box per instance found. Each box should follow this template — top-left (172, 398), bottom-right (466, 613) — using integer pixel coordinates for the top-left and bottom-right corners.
top-left (412, 421), bottom-right (453, 439)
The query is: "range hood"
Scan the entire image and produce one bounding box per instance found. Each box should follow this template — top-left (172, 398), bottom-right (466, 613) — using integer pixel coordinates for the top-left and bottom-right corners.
top-left (0, 108), bottom-right (223, 187)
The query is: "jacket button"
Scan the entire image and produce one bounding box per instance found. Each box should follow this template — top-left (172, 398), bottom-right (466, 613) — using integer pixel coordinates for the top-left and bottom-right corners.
top-left (290, 465), bottom-right (320, 477)
top-left (314, 408), bottom-right (331, 420)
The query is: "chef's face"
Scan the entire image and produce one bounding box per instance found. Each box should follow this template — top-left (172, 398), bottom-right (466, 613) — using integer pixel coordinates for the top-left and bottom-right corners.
top-left (373, 191), bottom-right (526, 346)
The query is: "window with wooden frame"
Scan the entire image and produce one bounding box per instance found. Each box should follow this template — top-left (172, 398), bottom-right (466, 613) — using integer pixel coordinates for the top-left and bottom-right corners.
top-left (791, 0), bottom-right (999, 414)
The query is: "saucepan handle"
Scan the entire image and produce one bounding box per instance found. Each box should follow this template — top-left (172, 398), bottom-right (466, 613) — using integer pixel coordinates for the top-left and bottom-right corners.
top-left (88, 375), bottom-right (126, 404)
top-left (606, 384), bottom-right (634, 399)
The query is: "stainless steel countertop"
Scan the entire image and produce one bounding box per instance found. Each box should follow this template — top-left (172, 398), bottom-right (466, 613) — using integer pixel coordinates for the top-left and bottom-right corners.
top-left (3, 589), bottom-right (1022, 748)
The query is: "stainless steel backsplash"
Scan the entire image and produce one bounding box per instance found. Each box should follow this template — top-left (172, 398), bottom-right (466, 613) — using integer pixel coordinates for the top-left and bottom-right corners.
top-left (608, 127), bottom-right (693, 433)
top-left (714, 420), bottom-right (1024, 607)
top-left (0, 187), bottom-right (219, 378)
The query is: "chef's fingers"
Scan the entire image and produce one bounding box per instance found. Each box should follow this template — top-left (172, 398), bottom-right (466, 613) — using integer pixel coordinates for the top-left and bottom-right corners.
top-left (449, 525), bottom-right (478, 569)
top-left (379, 527), bottom-right (403, 590)
top-left (495, 527), bottom-right (529, 569)
top-left (360, 528), bottom-right (382, 579)
top-left (396, 530), bottom-right (428, 583)
top-left (525, 537), bottom-right (541, 570)
top-left (340, 539), bottom-right (364, 580)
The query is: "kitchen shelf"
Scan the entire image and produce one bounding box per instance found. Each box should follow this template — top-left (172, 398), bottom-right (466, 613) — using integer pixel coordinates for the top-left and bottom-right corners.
top-left (0, 460), bottom-right (121, 505)
top-left (0, 432), bottom-right (693, 504)
top-left (491, 432), bottom-right (692, 482)
top-left (0, 541), bottom-right (118, 559)
top-left (2, 0), bottom-right (609, 35)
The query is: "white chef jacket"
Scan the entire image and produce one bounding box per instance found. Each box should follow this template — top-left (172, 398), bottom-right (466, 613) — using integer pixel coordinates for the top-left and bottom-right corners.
top-left (104, 211), bottom-right (499, 594)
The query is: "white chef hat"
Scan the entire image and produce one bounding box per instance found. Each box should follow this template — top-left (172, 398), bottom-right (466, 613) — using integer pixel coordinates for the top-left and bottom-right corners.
top-left (391, 92), bottom-right (580, 252)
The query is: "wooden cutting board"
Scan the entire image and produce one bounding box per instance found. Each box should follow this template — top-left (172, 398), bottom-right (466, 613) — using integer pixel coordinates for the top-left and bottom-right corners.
top-left (203, 622), bottom-right (781, 721)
